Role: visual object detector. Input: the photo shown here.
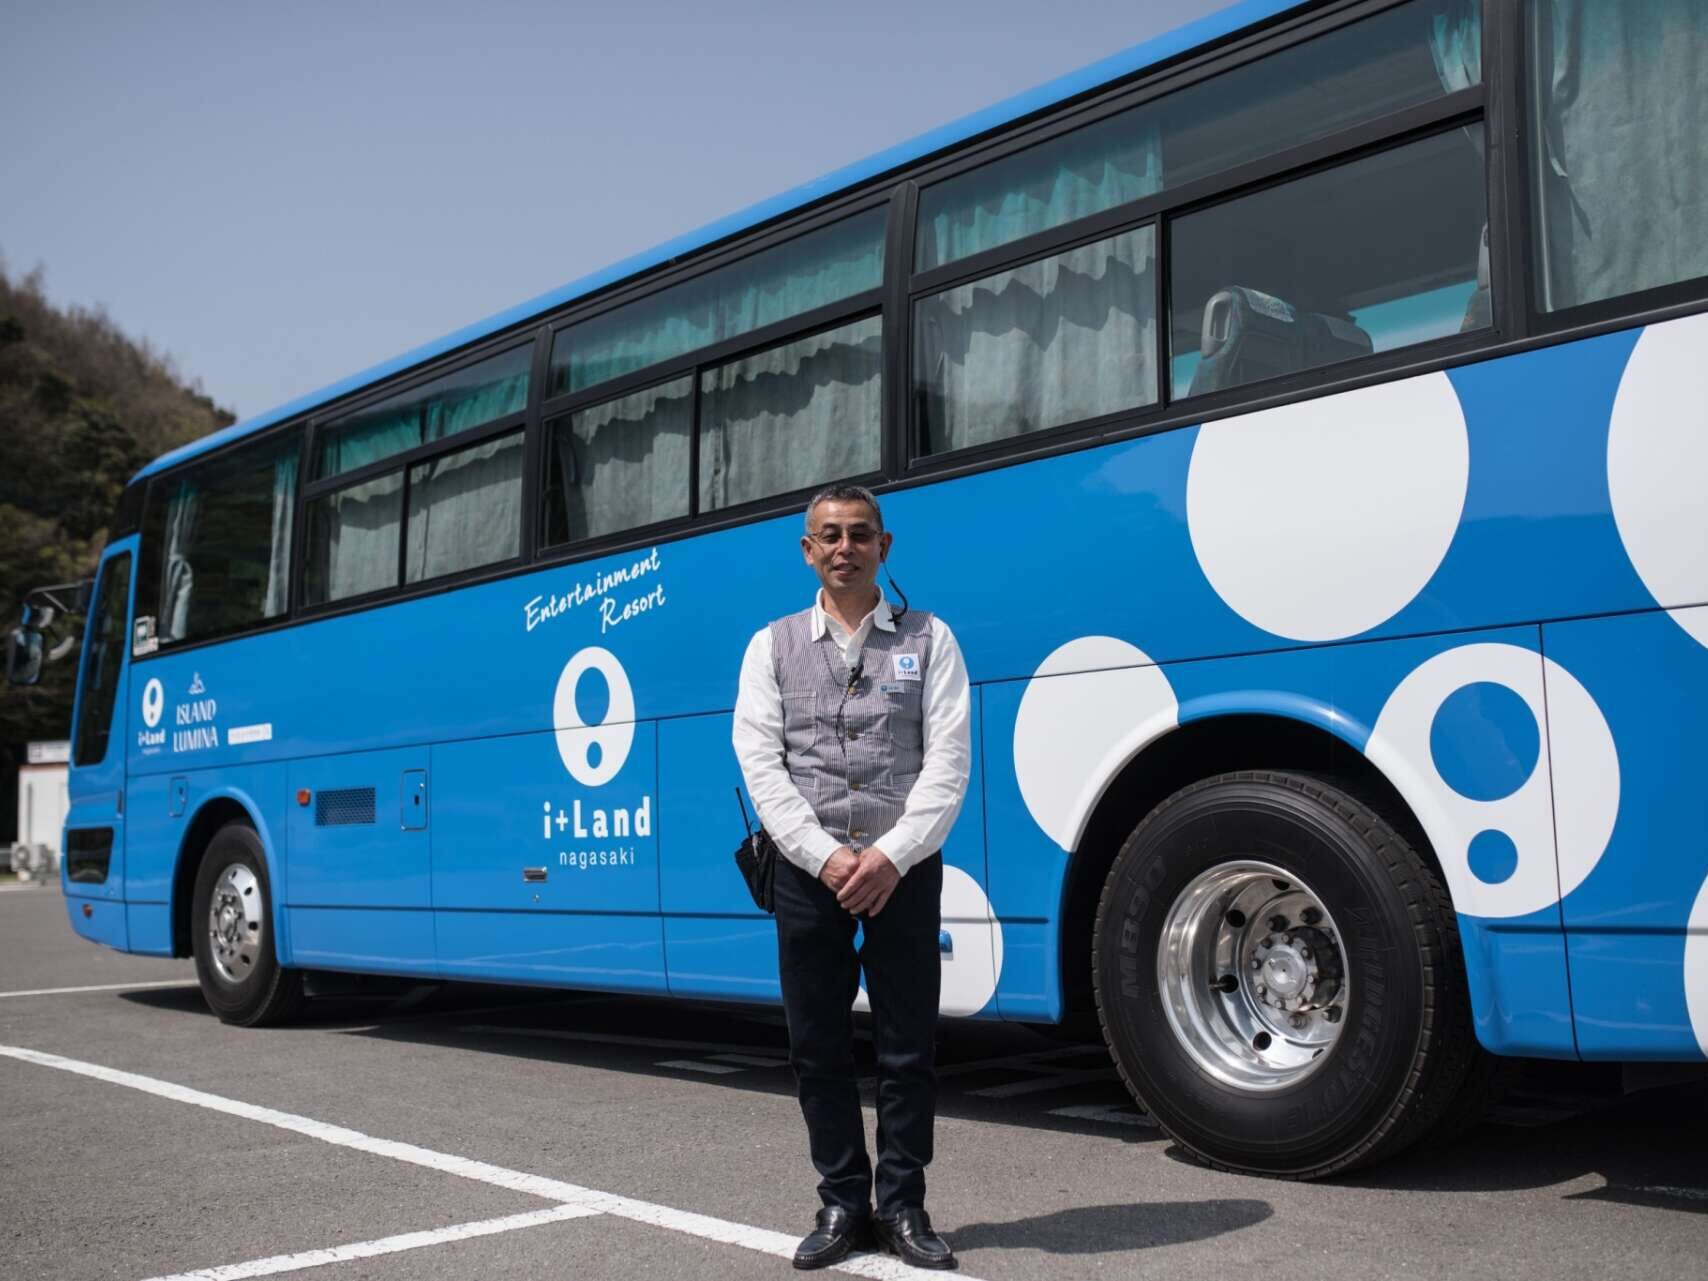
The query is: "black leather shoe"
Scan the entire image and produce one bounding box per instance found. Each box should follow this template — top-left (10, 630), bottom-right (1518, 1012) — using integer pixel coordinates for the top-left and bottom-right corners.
top-left (793, 1206), bottom-right (872, 1270)
top-left (875, 1208), bottom-right (956, 1270)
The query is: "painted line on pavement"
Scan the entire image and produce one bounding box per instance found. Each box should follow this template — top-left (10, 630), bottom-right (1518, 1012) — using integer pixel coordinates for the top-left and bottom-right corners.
top-left (136, 1203), bottom-right (599, 1281)
top-left (0, 979), bottom-right (197, 1000)
top-left (0, 1043), bottom-right (980, 1281)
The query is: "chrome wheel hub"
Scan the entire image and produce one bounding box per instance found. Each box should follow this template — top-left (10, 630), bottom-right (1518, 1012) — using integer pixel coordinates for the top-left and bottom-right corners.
top-left (207, 863), bottom-right (263, 985)
top-left (1158, 860), bottom-right (1350, 1092)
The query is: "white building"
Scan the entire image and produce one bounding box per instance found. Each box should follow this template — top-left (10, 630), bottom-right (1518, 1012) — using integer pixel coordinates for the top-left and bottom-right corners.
top-left (14, 740), bottom-right (70, 863)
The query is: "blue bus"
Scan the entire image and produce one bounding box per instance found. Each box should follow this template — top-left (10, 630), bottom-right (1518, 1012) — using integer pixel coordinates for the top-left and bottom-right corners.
top-left (10, 0), bottom-right (1708, 1178)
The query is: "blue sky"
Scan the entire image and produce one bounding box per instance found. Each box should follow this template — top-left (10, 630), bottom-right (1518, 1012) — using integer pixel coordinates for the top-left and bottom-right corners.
top-left (3, 0), bottom-right (1232, 422)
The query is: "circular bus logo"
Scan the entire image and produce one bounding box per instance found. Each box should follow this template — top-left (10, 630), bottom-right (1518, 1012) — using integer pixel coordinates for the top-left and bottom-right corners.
top-left (141, 678), bottom-right (164, 728)
top-left (553, 647), bottom-right (635, 787)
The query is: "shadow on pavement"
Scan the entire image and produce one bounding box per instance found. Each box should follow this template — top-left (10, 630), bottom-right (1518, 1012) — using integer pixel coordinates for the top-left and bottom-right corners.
top-left (950, 1200), bottom-right (1274, 1253)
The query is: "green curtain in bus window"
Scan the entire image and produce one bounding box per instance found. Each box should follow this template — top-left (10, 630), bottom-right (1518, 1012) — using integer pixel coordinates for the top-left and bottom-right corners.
top-left (916, 116), bottom-right (1162, 272)
top-left (553, 209), bottom-right (886, 395)
top-left (914, 0), bottom-right (1481, 273)
top-left (698, 316), bottom-right (882, 512)
top-left (405, 429), bottom-right (524, 583)
top-left (1530, 0), bottom-right (1708, 310)
top-left (315, 348), bottom-right (529, 479)
top-left (915, 227), bottom-right (1156, 454)
top-left (544, 377), bottom-right (692, 544)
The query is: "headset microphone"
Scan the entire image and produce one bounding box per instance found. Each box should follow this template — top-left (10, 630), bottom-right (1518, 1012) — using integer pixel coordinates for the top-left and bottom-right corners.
top-left (881, 554), bottom-right (911, 622)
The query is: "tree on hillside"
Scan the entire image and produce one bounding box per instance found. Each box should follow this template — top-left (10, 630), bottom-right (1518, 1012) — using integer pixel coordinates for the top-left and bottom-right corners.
top-left (0, 259), bottom-right (236, 844)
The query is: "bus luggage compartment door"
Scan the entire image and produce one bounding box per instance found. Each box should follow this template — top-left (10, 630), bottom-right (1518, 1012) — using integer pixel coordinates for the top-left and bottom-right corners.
top-left (285, 746), bottom-right (434, 974)
top-left (430, 724), bottom-right (665, 992)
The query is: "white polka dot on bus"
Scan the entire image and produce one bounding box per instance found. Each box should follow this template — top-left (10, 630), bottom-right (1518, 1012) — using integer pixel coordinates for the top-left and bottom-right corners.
top-left (1013, 636), bottom-right (1178, 852)
top-left (1686, 873), bottom-right (1708, 1059)
top-left (1365, 643), bottom-right (1619, 920)
top-left (1608, 312), bottom-right (1708, 650)
top-left (1186, 371), bottom-right (1469, 641)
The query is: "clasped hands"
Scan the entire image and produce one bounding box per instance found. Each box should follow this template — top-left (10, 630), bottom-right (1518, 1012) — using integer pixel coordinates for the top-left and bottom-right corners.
top-left (819, 845), bottom-right (900, 917)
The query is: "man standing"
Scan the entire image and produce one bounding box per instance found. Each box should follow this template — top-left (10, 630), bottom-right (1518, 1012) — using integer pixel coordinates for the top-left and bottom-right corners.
top-left (733, 483), bottom-right (971, 1271)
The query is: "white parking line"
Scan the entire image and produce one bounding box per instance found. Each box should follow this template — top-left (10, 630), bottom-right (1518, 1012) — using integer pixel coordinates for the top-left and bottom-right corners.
top-left (0, 1043), bottom-right (980, 1281)
top-left (137, 1203), bottom-right (598, 1281)
top-left (0, 980), bottom-right (197, 1000)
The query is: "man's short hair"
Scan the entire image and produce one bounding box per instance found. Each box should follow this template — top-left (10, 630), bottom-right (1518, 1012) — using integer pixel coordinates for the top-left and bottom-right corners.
top-left (804, 483), bottom-right (883, 532)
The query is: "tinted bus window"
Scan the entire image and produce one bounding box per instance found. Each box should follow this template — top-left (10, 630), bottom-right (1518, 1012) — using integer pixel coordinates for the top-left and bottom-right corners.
top-left (315, 345), bottom-right (530, 480)
top-left (73, 553), bottom-right (131, 767)
top-left (136, 432), bottom-right (299, 649)
top-left (542, 377), bottom-right (693, 545)
top-left (551, 210), bottom-right (886, 397)
top-left (1170, 126), bottom-right (1488, 399)
top-left (699, 315), bottom-right (882, 512)
top-left (305, 472), bottom-right (401, 605)
top-left (915, 225), bottom-right (1157, 455)
top-left (1529, 0), bottom-right (1708, 311)
top-left (405, 429), bottom-right (524, 581)
top-left (916, 0), bottom-right (1482, 271)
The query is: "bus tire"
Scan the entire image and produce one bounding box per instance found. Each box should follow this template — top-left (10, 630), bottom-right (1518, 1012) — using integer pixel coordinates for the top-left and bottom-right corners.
top-left (1092, 770), bottom-right (1478, 1178)
top-left (190, 822), bottom-right (303, 1027)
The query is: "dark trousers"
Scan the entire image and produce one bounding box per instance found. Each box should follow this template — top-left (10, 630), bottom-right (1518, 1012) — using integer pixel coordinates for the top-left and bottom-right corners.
top-left (774, 852), bottom-right (943, 1219)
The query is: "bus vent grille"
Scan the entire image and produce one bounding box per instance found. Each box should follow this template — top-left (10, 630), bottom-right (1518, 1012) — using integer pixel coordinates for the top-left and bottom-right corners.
top-left (315, 787), bottom-right (376, 826)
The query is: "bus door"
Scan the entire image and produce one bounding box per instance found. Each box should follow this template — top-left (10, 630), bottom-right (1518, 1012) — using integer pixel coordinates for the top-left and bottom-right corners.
top-left (63, 541), bottom-right (137, 948)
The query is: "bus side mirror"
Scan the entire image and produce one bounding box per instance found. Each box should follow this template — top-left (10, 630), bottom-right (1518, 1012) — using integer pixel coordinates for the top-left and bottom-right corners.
top-left (6, 627), bottom-right (44, 686)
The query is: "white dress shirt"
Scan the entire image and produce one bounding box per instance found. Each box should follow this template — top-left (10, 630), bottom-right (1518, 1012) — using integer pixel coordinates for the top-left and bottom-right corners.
top-left (732, 591), bottom-right (972, 879)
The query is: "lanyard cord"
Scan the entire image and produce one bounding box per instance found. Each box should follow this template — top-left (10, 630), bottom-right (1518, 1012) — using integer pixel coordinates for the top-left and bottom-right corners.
top-left (817, 639), bottom-right (862, 850)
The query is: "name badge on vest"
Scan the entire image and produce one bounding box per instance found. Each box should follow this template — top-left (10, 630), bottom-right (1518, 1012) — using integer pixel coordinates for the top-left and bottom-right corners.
top-left (892, 653), bottom-right (922, 682)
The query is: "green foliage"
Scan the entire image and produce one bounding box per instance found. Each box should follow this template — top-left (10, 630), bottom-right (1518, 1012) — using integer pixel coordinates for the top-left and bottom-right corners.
top-left (0, 258), bottom-right (236, 840)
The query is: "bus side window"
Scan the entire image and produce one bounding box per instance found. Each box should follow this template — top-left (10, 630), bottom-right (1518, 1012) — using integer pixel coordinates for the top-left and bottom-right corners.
top-left (914, 226), bottom-right (1158, 456)
top-left (1170, 126), bottom-right (1488, 400)
top-left (541, 376), bottom-right (692, 547)
top-left (1529, 0), bottom-right (1708, 312)
top-left (698, 315), bottom-right (883, 513)
top-left (136, 432), bottom-right (298, 649)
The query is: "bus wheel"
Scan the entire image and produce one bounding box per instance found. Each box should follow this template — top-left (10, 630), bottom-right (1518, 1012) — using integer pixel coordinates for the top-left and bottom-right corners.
top-left (1092, 771), bottom-right (1478, 1178)
top-left (191, 822), bottom-right (303, 1027)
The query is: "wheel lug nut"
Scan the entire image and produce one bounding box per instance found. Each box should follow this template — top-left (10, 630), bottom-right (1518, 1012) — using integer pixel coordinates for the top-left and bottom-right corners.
top-left (1256, 984), bottom-right (1266, 996)
top-left (1299, 946), bottom-right (1312, 959)
top-left (1280, 934), bottom-right (1293, 946)
top-left (1268, 915), bottom-right (1288, 932)
top-left (1249, 958), bottom-right (1262, 970)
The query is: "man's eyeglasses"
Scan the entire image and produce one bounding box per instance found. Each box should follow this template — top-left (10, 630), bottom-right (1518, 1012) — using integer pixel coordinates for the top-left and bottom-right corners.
top-left (807, 525), bottom-right (880, 548)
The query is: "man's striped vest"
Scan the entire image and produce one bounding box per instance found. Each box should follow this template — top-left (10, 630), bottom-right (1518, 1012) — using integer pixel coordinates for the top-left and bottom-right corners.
top-left (769, 606), bottom-right (935, 851)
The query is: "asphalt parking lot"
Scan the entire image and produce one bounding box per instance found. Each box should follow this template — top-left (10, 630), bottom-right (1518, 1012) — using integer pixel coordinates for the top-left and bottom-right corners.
top-left (3, 882), bottom-right (1706, 1281)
